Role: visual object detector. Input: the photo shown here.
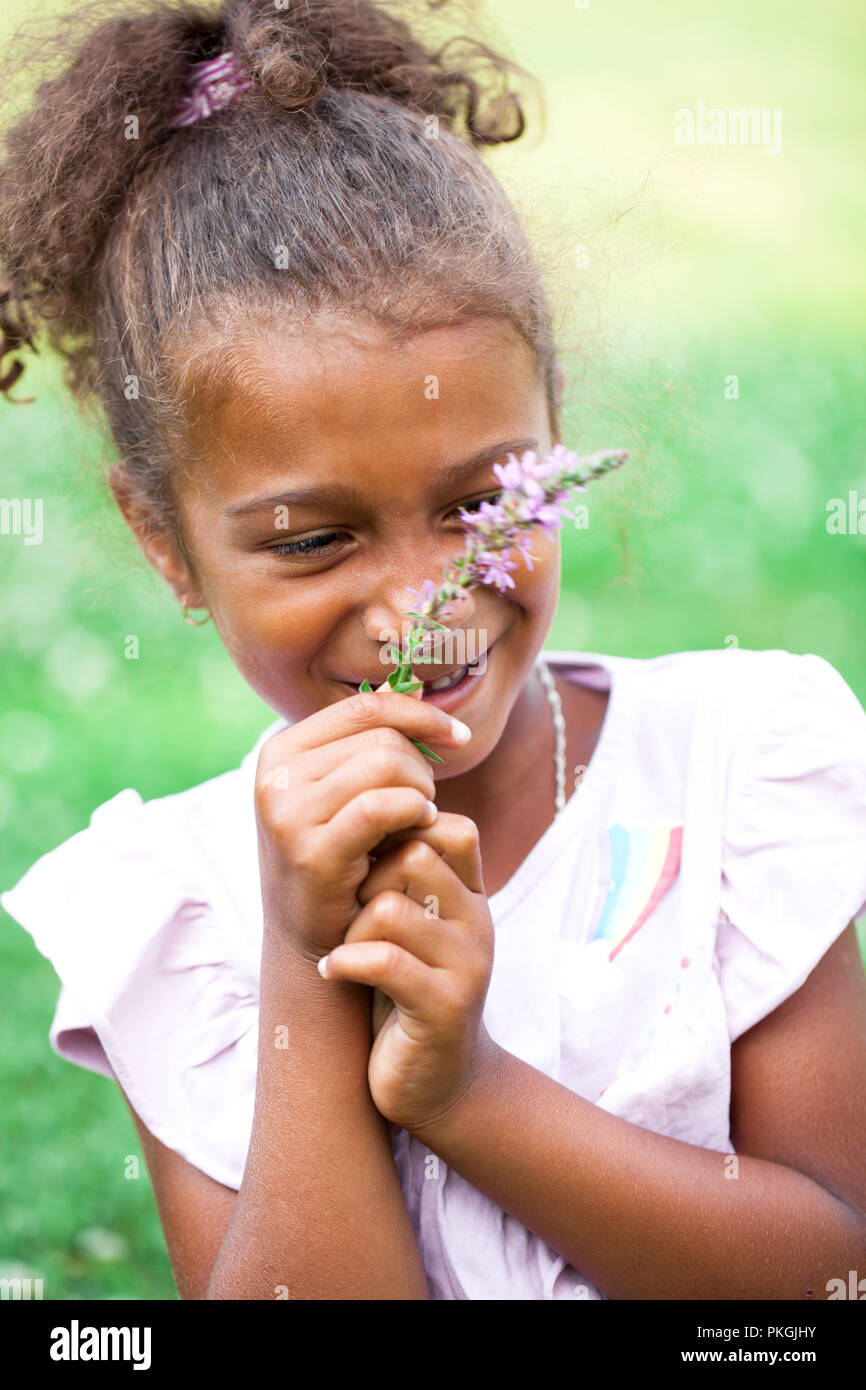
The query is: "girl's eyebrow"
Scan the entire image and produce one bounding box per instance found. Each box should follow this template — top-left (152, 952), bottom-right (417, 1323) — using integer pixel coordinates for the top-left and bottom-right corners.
top-left (222, 437), bottom-right (538, 517)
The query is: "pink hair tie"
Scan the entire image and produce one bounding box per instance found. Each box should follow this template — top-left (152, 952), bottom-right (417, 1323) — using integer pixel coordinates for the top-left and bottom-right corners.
top-left (167, 50), bottom-right (253, 129)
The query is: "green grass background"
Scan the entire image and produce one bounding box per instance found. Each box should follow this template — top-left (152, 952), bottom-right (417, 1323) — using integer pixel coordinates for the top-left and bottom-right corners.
top-left (1, 0), bottom-right (864, 1299)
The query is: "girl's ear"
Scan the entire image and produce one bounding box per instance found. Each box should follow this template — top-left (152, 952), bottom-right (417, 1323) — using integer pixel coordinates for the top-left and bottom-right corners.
top-left (108, 464), bottom-right (206, 609)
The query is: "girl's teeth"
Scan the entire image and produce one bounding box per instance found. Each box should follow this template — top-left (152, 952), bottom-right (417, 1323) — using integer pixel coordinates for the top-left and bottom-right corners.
top-left (428, 663), bottom-right (470, 692)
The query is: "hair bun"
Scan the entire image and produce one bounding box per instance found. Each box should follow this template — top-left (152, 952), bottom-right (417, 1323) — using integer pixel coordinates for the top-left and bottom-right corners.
top-left (224, 0), bottom-right (531, 141)
top-left (0, 0), bottom-right (540, 425)
top-left (226, 2), bottom-right (329, 113)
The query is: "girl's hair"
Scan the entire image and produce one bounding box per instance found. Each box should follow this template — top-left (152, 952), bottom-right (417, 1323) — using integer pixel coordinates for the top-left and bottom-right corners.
top-left (0, 0), bottom-right (560, 534)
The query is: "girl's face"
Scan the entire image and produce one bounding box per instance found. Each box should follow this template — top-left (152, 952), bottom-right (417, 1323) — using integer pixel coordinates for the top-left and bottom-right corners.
top-left (120, 314), bottom-right (562, 779)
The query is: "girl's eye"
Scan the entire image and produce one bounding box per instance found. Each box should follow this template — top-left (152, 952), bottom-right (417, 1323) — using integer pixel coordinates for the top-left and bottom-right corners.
top-left (269, 531), bottom-right (348, 558)
top-left (451, 490), bottom-right (504, 518)
top-left (267, 492), bottom-right (503, 561)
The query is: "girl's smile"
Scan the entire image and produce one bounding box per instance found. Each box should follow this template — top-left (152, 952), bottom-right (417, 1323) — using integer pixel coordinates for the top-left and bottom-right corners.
top-left (339, 634), bottom-right (499, 711)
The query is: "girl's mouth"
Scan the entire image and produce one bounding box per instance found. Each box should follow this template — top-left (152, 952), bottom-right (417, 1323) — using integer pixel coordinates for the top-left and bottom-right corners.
top-left (419, 649), bottom-right (486, 704)
top-left (338, 642), bottom-right (495, 711)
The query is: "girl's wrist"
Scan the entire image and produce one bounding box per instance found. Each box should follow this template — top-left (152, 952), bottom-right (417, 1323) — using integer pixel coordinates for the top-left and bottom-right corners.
top-left (260, 917), bottom-right (372, 1016)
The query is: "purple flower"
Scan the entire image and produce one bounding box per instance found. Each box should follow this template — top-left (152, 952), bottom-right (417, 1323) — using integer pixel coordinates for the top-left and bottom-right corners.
top-left (395, 442), bottom-right (628, 668)
top-left (475, 550), bottom-right (519, 593)
top-left (405, 579), bottom-right (437, 611)
top-left (492, 457), bottom-right (526, 491)
top-left (512, 531), bottom-right (538, 571)
top-left (533, 503), bottom-right (566, 538)
top-left (519, 476), bottom-right (545, 504)
top-left (458, 498), bottom-right (508, 532)
top-left (544, 444), bottom-right (577, 474)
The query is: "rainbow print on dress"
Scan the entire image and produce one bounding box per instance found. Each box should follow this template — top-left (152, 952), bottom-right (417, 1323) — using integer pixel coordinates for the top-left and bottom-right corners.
top-left (589, 822), bottom-right (684, 961)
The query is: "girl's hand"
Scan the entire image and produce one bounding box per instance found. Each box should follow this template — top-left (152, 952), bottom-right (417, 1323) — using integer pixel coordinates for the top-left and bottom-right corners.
top-left (254, 690), bottom-right (470, 964)
top-left (317, 812), bottom-right (498, 1134)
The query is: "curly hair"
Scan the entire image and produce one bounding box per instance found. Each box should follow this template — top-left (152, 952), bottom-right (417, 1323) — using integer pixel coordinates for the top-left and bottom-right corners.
top-left (0, 0), bottom-right (562, 533)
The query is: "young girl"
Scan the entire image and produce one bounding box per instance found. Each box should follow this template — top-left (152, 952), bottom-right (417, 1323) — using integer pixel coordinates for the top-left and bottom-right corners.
top-left (2, 0), bottom-right (866, 1302)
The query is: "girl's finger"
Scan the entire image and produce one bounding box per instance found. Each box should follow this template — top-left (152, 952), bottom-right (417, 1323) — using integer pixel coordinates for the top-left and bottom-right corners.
top-left (318, 938), bottom-right (439, 1024)
top-left (257, 672), bottom-right (430, 795)
top-left (342, 889), bottom-right (460, 970)
top-left (361, 811), bottom-right (485, 896)
top-left (311, 745), bottom-right (436, 822)
top-left (323, 786), bottom-right (438, 869)
top-left (259, 687), bottom-right (469, 769)
top-left (357, 835), bottom-right (470, 921)
top-left (261, 723), bottom-right (438, 789)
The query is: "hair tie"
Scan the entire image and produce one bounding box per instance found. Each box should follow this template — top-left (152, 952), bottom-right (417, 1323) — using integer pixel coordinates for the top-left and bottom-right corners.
top-left (167, 50), bottom-right (253, 129)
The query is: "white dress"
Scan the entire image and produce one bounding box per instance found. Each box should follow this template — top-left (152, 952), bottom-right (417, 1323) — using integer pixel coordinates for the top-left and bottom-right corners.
top-left (3, 646), bottom-right (866, 1299)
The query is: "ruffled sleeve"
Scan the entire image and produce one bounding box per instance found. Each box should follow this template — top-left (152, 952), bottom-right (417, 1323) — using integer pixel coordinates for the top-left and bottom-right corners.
top-left (0, 788), bottom-right (259, 1190)
top-left (717, 652), bottom-right (866, 1043)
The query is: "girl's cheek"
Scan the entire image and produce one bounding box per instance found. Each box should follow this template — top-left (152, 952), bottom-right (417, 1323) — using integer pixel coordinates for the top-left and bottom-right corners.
top-left (521, 533), bottom-right (560, 598)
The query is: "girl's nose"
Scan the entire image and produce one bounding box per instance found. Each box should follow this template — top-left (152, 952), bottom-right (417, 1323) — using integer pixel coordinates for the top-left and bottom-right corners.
top-left (361, 579), bottom-right (477, 662)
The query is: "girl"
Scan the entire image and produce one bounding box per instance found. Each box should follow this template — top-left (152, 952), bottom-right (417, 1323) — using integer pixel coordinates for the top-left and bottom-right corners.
top-left (2, 0), bottom-right (866, 1302)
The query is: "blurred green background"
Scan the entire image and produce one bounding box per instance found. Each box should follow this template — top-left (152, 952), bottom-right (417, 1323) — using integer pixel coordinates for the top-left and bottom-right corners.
top-left (1, 0), bottom-right (864, 1299)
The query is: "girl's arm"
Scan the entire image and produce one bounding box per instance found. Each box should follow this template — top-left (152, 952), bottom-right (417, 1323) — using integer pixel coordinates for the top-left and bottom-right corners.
top-left (123, 930), bottom-right (429, 1299)
top-left (123, 693), bottom-right (467, 1300)
top-left (197, 690), bottom-right (469, 1299)
top-left (407, 922), bottom-right (866, 1300)
top-left (204, 924), bottom-right (430, 1300)
top-left (121, 1096), bottom-right (238, 1300)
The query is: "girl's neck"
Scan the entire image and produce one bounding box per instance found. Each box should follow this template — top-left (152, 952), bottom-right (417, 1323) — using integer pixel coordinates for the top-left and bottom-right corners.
top-left (433, 666), bottom-right (609, 896)
top-left (434, 663), bottom-right (554, 822)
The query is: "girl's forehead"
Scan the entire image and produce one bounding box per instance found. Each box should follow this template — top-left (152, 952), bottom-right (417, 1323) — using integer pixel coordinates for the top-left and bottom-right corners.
top-left (217, 432), bottom-right (543, 524)
top-left (177, 315), bottom-right (545, 506)
top-left (184, 311), bottom-right (535, 408)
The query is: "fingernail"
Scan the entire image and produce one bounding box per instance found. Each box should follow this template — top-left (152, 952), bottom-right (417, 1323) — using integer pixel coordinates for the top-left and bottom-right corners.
top-left (317, 954), bottom-right (330, 978)
top-left (425, 799), bottom-right (438, 820)
top-left (449, 717), bottom-right (472, 745)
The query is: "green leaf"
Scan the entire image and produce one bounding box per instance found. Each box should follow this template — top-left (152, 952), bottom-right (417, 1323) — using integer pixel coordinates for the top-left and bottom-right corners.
top-left (403, 612), bottom-right (450, 631)
top-left (358, 678), bottom-right (373, 693)
top-left (394, 680), bottom-right (423, 694)
top-left (412, 738), bottom-right (444, 763)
